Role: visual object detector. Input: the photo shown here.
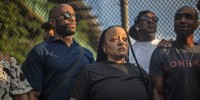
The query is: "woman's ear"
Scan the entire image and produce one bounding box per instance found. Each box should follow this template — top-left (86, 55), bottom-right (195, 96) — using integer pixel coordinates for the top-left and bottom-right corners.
top-left (102, 45), bottom-right (107, 54)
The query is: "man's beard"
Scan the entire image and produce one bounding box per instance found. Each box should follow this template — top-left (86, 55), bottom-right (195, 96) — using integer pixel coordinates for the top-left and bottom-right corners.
top-left (55, 24), bottom-right (75, 37)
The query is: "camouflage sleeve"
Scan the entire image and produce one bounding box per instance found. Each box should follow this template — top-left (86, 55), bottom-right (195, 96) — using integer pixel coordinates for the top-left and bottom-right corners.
top-left (9, 57), bottom-right (32, 95)
top-left (0, 58), bottom-right (11, 99)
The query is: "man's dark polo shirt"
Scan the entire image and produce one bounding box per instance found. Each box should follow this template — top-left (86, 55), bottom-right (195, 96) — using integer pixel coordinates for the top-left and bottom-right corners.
top-left (22, 39), bottom-right (95, 100)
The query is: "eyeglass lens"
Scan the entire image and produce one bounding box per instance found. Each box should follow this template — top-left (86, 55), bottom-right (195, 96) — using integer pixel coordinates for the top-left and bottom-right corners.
top-left (141, 16), bottom-right (159, 22)
top-left (63, 12), bottom-right (76, 20)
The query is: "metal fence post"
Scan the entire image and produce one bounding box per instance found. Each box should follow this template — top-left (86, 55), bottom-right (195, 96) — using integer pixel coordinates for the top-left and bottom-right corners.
top-left (120, 0), bottom-right (129, 32)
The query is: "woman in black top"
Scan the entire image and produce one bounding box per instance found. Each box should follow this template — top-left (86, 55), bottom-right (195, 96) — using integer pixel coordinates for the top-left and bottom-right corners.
top-left (70, 25), bottom-right (151, 100)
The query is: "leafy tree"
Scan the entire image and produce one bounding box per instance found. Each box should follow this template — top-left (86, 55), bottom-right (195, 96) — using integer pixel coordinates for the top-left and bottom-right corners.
top-left (0, 0), bottom-right (97, 64)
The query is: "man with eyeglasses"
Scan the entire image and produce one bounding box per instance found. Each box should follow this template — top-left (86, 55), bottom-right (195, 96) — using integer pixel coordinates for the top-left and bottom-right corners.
top-left (22, 4), bottom-right (95, 100)
top-left (129, 10), bottom-right (160, 73)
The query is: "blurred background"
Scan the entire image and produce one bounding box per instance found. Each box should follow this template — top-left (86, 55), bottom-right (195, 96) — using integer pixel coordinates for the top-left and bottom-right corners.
top-left (0, 0), bottom-right (199, 64)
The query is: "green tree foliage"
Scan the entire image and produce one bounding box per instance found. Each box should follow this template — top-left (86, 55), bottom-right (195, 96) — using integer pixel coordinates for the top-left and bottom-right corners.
top-left (0, 0), bottom-right (97, 64)
top-left (0, 1), bottom-right (44, 64)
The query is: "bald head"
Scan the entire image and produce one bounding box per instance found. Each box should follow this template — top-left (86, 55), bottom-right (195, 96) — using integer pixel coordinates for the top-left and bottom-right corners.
top-left (175, 6), bottom-right (198, 21)
top-left (48, 4), bottom-right (74, 19)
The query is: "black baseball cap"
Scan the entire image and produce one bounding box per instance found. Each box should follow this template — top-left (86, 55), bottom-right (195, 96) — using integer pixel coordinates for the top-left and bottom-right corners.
top-left (41, 22), bottom-right (53, 30)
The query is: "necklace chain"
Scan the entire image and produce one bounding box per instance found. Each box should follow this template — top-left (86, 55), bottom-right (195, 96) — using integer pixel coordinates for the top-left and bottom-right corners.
top-left (175, 41), bottom-right (194, 67)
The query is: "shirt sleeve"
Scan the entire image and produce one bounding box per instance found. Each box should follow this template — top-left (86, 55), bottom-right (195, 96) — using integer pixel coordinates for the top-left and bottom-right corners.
top-left (149, 47), bottom-right (166, 76)
top-left (21, 48), bottom-right (44, 92)
top-left (83, 48), bottom-right (95, 64)
top-left (70, 68), bottom-right (90, 100)
top-left (8, 57), bottom-right (32, 95)
top-left (128, 47), bottom-right (136, 64)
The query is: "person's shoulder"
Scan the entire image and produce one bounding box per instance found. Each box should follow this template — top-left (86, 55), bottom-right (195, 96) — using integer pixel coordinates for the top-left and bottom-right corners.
top-left (28, 41), bottom-right (52, 55)
top-left (9, 57), bottom-right (22, 72)
top-left (126, 62), bottom-right (137, 67)
top-left (153, 41), bottom-right (176, 59)
top-left (126, 63), bottom-right (148, 75)
top-left (73, 46), bottom-right (95, 62)
top-left (86, 61), bottom-right (101, 67)
top-left (82, 62), bottom-right (100, 73)
top-left (152, 45), bottom-right (171, 58)
top-left (79, 62), bottom-right (107, 76)
top-left (132, 41), bottom-right (139, 45)
top-left (0, 56), bottom-right (19, 71)
top-left (32, 41), bottom-right (49, 50)
top-left (81, 47), bottom-right (93, 56)
top-left (82, 47), bottom-right (91, 52)
top-left (86, 62), bottom-right (105, 69)
top-left (127, 63), bottom-right (143, 70)
top-left (132, 41), bottom-right (142, 48)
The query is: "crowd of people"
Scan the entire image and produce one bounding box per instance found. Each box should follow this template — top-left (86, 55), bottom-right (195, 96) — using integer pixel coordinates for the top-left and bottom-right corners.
top-left (0, 1), bottom-right (200, 100)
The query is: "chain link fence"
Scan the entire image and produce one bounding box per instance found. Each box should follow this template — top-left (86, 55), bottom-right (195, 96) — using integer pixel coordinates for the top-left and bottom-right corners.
top-left (85, 0), bottom-right (199, 39)
top-left (0, 0), bottom-right (199, 63)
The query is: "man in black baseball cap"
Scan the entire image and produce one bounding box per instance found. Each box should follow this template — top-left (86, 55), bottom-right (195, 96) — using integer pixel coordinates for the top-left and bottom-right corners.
top-left (41, 21), bottom-right (54, 41)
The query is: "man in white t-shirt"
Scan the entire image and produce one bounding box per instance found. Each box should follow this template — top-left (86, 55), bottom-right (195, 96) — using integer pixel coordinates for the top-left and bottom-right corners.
top-left (129, 10), bottom-right (160, 73)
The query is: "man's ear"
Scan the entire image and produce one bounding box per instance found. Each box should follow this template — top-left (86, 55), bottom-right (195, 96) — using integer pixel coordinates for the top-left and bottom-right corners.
top-left (135, 25), bottom-right (139, 31)
top-left (49, 18), bottom-right (56, 27)
top-left (196, 21), bottom-right (200, 29)
top-left (194, 21), bottom-right (200, 30)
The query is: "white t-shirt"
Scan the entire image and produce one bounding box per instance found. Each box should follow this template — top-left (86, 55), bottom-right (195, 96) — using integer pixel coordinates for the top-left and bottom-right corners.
top-left (129, 38), bottom-right (160, 73)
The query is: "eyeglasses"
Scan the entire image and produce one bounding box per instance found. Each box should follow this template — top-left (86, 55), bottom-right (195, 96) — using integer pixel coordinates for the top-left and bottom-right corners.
top-left (51, 12), bottom-right (77, 20)
top-left (62, 12), bottom-right (77, 20)
top-left (140, 16), bottom-right (159, 22)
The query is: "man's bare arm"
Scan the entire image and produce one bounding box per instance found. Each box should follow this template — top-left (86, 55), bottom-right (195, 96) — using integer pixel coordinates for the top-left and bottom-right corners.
top-left (150, 76), bottom-right (164, 100)
top-left (28, 91), bottom-right (41, 100)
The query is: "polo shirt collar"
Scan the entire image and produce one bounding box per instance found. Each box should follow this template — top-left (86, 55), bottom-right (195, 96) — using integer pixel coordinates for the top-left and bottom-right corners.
top-left (53, 39), bottom-right (79, 47)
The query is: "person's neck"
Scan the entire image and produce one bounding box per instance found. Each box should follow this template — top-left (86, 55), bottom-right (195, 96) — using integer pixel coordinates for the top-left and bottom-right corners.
top-left (137, 36), bottom-right (155, 42)
top-left (55, 34), bottom-right (73, 47)
top-left (107, 57), bottom-right (126, 64)
top-left (176, 34), bottom-right (195, 48)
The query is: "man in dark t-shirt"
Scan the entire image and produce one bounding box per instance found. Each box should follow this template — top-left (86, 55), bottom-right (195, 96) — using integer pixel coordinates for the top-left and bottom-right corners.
top-left (149, 6), bottom-right (200, 100)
